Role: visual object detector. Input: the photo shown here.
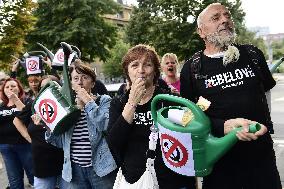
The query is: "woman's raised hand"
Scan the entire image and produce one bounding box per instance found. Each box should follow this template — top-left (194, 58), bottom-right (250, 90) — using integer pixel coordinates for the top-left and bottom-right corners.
top-left (128, 78), bottom-right (146, 106)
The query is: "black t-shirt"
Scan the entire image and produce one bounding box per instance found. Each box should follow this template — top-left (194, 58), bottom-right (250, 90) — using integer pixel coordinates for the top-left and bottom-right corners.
top-left (16, 102), bottom-right (64, 178)
top-left (107, 88), bottom-right (196, 189)
top-left (180, 45), bottom-right (276, 163)
top-left (0, 104), bottom-right (29, 144)
top-left (197, 54), bottom-right (267, 131)
top-left (181, 45), bottom-right (276, 137)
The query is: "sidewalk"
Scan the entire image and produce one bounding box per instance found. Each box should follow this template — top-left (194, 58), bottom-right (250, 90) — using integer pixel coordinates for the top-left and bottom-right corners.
top-left (273, 73), bottom-right (284, 81)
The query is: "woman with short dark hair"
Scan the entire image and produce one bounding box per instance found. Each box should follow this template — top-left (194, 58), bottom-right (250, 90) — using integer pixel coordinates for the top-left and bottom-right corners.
top-left (45, 60), bottom-right (117, 189)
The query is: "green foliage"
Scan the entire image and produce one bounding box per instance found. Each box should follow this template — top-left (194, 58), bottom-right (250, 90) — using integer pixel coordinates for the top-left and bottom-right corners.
top-left (103, 39), bottom-right (130, 78)
top-left (236, 27), bottom-right (268, 59)
top-left (27, 0), bottom-right (120, 62)
top-left (271, 39), bottom-right (284, 61)
top-left (126, 0), bottom-right (264, 60)
top-left (0, 0), bottom-right (36, 72)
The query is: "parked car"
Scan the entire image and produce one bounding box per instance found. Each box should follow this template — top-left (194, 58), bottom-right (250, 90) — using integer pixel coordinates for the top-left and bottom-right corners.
top-left (105, 83), bottom-right (123, 97)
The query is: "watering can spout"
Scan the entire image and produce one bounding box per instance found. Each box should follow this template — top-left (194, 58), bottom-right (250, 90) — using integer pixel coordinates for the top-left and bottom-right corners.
top-left (206, 123), bottom-right (261, 166)
top-left (37, 42), bottom-right (54, 61)
top-left (60, 42), bottom-right (75, 104)
top-left (269, 57), bottom-right (284, 73)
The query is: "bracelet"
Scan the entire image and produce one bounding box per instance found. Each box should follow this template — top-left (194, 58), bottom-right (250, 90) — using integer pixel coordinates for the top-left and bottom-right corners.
top-left (127, 102), bottom-right (137, 108)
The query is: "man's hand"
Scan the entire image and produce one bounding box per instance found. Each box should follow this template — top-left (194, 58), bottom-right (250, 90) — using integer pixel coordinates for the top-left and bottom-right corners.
top-left (224, 118), bottom-right (267, 141)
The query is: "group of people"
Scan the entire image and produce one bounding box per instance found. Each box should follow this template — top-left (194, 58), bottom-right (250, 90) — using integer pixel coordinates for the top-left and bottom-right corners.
top-left (0, 3), bottom-right (282, 189)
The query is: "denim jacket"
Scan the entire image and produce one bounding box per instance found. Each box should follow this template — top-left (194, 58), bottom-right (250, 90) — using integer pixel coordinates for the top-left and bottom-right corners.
top-left (46, 95), bottom-right (117, 182)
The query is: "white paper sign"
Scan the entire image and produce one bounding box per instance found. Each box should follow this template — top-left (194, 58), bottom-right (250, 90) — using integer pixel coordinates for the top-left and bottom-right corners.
top-left (158, 124), bottom-right (195, 176)
top-left (52, 48), bottom-right (76, 66)
top-left (26, 56), bottom-right (41, 75)
top-left (33, 88), bottom-right (68, 132)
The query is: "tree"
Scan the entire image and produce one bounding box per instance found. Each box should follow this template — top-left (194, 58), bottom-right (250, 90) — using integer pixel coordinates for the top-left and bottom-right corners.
top-left (126, 0), bottom-right (263, 60)
top-left (103, 38), bottom-right (130, 78)
top-left (27, 0), bottom-right (120, 62)
top-left (236, 27), bottom-right (268, 59)
top-left (0, 0), bottom-right (36, 72)
top-left (271, 39), bottom-right (284, 61)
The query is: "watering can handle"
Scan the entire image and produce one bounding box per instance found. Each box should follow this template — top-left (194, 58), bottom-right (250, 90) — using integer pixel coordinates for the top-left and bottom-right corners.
top-left (71, 45), bottom-right (81, 58)
top-left (24, 51), bottom-right (47, 58)
top-left (151, 94), bottom-right (208, 128)
top-left (61, 42), bottom-right (73, 56)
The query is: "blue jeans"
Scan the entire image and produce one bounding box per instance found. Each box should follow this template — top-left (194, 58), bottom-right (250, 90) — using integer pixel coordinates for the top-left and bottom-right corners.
top-left (0, 144), bottom-right (34, 189)
top-left (34, 175), bottom-right (70, 189)
top-left (70, 162), bottom-right (116, 189)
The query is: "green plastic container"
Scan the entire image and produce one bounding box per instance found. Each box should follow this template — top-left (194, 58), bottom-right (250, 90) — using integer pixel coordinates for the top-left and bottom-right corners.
top-left (151, 94), bottom-right (260, 177)
top-left (32, 42), bottom-right (80, 135)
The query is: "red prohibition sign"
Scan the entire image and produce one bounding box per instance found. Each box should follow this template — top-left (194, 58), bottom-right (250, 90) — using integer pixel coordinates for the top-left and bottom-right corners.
top-left (28, 60), bottom-right (38, 71)
top-left (38, 99), bottom-right (58, 123)
top-left (161, 134), bottom-right (188, 167)
top-left (57, 51), bottom-right (64, 62)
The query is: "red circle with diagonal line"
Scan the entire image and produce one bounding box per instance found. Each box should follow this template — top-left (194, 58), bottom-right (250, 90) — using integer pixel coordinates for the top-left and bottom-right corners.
top-left (28, 59), bottom-right (38, 71)
top-left (161, 133), bottom-right (188, 167)
top-left (38, 99), bottom-right (58, 123)
top-left (57, 51), bottom-right (64, 62)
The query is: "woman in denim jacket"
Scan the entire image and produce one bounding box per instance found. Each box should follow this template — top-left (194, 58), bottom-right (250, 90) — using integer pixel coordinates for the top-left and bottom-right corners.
top-left (39, 60), bottom-right (117, 189)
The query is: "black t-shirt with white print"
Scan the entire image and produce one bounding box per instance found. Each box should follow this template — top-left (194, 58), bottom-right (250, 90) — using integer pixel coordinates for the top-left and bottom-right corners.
top-left (107, 88), bottom-right (196, 189)
top-left (0, 104), bottom-right (29, 144)
top-left (198, 53), bottom-right (267, 129)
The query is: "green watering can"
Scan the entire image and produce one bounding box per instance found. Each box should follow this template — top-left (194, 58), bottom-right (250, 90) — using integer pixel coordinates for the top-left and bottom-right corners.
top-left (151, 94), bottom-right (260, 177)
top-left (32, 42), bottom-right (81, 135)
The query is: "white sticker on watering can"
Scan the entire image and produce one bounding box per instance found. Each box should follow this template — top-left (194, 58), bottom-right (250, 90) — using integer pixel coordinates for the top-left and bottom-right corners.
top-left (26, 56), bottom-right (41, 75)
top-left (53, 48), bottom-right (65, 66)
top-left (158, 124), bottom-right (195, 176)
top-left (33, 89), bottom-right (68, 132)
top-left (53, 48), bottom-right (75, 66)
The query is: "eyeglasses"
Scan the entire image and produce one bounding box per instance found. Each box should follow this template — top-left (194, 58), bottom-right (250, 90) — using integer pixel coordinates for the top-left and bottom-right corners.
top-left (72, 75), bottom-right (92, 82)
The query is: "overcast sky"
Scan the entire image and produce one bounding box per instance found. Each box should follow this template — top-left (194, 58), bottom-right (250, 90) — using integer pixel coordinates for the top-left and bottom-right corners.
top-left (124, 0), bottom-right (284, 34)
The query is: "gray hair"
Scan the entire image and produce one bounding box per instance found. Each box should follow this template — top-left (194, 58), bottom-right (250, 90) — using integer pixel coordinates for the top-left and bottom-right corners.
top-left (197, 3), bottom-right (222, 28)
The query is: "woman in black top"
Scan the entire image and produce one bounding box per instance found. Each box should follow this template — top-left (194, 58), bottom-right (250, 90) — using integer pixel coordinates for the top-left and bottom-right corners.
top-left (0, 78), bottom-right (34, 189)
top-left (13, 75), bottom-right (69, 189)
top-left (106, 44), bottom-right (196, 189)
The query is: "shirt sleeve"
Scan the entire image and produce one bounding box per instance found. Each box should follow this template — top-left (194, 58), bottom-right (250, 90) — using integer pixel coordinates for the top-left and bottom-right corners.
top-left (15, 101), bottom-right (32, 126)
top-left (180, 59), bottom-right (197, 102)
top-left (252, 46), bottom-right (276, 91)
top-left (106, 96), bottom-right (133, 166)
top-left (84, 95), bottom-right (111, 132)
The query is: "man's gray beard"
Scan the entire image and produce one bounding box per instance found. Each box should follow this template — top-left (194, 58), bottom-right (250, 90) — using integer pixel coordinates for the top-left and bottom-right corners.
top-left (206, 31), bottom-right (236, 49)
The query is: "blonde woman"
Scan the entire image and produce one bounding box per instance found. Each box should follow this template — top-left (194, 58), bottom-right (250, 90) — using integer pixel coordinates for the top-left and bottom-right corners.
top-left (161, 53), bottom-right (180, 94)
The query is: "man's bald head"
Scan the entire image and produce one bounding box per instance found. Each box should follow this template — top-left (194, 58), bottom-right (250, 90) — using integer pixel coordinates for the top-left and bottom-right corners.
top-left (197, 3), bottom-right (224, 29)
